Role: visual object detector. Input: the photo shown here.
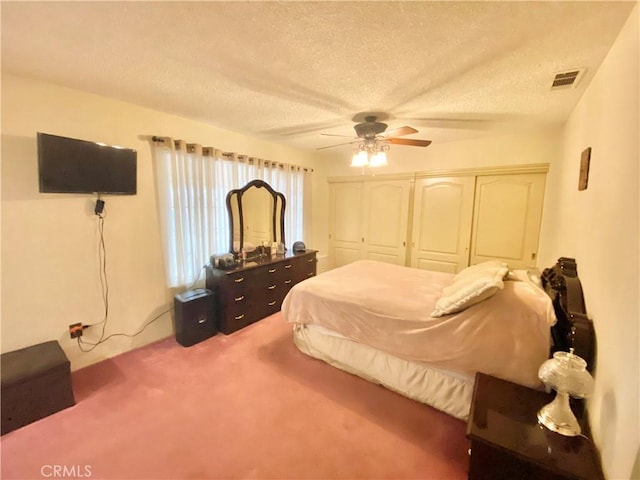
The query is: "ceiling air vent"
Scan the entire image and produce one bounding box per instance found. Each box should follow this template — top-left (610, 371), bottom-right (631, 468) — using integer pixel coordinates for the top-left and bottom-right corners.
top-left (551, 69), bottom-right (584, 90)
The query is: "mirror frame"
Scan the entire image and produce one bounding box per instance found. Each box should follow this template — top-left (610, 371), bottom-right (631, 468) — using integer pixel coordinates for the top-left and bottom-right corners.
top-left (226, 179), bottom-right (286, 254)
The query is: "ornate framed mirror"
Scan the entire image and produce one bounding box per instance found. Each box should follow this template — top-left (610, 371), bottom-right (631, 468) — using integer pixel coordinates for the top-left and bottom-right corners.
top-left (226, 179), bottom-right (286, 254)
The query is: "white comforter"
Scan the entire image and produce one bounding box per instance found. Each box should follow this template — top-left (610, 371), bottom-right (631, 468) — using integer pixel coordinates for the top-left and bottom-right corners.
top-left (282, 260), bottom-right (556, 388)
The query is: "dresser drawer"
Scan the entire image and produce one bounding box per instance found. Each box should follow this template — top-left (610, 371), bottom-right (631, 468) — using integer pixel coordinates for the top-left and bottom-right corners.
top-left (219, 314), bottom-right (251, 333)
top-left (262, 290), bottom-right (285, 316)
top-left (206, 251), bottom-right (317, 335)
top-left (289, 255), bottom-right (317, 283)
top-left (225, 270), bottom-right (251, 287)
top-left (223, 301), bottom-right (263, 329)
top-left (219, 280), bottom-right (259, 305)
top-left (218, 268), bottom-right (285, 332)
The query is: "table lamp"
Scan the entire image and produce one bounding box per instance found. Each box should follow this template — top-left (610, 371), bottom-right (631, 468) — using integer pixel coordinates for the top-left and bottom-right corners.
top-left (537, 348), bottom-right (594, 436)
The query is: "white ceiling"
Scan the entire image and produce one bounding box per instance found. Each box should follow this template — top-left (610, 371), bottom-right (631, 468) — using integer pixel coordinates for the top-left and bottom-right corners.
top-left (1, 1), bottom-right (635, 154)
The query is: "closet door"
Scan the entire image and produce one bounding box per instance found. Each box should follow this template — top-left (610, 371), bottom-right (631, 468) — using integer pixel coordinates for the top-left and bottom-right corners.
top-left (410, 176), bottom-right (475, 273)
top-left (329, 183), bottom-right (364, 268)
top-left (470, 173), bottom-right (546, 269)
top-left (362, 180), bottom-right (411, 265)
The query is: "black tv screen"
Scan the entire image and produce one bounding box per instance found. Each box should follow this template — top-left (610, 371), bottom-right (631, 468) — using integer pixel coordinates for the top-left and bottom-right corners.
top-left (37, 132), bottom-right (137, 195)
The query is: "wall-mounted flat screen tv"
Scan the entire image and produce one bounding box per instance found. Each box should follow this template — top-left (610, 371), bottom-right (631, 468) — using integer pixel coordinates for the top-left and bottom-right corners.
top-left (37, 132), bottom-right (137, 195)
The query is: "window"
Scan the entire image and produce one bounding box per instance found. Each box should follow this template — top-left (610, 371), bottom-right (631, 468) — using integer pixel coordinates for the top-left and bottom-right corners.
top-left (153, 139), bottom-right (309, 288)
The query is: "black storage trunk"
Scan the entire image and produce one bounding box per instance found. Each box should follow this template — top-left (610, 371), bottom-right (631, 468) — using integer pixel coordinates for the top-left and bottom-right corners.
top-left (1, 340), bottom-right (75, 435)
top-left (174, 288), bottom-right (216, 347)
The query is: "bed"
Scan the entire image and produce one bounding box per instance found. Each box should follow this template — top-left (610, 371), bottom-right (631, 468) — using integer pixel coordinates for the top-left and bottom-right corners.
top-left (281, 257), bottom-right (594, 420)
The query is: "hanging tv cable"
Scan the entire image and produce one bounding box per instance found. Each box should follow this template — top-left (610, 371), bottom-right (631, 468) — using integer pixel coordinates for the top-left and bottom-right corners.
top-left (77, 195), bottom-right (172, 352)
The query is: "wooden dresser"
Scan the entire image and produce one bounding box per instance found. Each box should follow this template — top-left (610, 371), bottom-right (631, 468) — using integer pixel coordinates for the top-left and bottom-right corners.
top-left (206, 250), bottom-right (317, 334)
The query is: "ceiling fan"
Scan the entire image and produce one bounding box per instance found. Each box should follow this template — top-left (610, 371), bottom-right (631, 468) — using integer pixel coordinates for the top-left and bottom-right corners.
top-left (317, 113), bottom-right (432, 151)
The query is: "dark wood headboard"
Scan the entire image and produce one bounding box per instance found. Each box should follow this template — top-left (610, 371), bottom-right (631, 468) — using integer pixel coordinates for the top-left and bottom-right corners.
top-left (541, 257), bottom-right (596, 372)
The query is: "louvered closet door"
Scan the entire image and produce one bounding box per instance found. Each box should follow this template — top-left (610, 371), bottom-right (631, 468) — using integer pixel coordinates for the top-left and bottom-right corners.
top-left (329, 183), bottom-right (364, 269)
top-left (410, 176), bottom-right (475, 273)
top-left (362, 180), bottom-right (411, 265)
top-left (470, 173), bottom-right (546, 269)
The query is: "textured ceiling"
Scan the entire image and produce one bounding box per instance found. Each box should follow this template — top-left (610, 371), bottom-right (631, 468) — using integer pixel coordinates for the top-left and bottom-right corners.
top-left (1, 1), bottom-right (636, 153)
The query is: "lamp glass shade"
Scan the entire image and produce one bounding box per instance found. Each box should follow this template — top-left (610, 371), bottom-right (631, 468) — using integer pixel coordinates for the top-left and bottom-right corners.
top-left (350, 151), bottom-right (368, 167)
top-left (369, 151), bottom-right (388, 167)
top-left (537, 349), bottom-right (594, 436)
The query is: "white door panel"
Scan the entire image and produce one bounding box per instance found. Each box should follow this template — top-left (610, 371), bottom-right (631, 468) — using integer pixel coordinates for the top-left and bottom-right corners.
top-left (471, 173), bottom-right (545, 268)
top-left (329, 170), bottom-right (546, 273)
top-left (333, 184), bottom-right (362, 243)
top-left (329, 180), bottom-right (410, 269)
top-left (329, 183), bottom-right (364, 269)
top-left (333, 247), bottom-right (363, 268)
top-left (363, 181), bottom-right (410, 266)
top-left (415, 258), bottom-right (459, 274)
top-left (411, 177), bottom-right (475, 273)
top-left (365, 251), bottom-right (402, 265)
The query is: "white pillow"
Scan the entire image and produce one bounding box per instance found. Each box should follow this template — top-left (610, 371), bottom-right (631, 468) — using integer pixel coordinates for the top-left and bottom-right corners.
top-left (505, 270), bottom-right (520, 281)
top-left (505, 268), bottom-right (544, 290)
top-left (454, 260), bottom-right (509, 282)
top-left (431, 269), bottom-right (505, 317)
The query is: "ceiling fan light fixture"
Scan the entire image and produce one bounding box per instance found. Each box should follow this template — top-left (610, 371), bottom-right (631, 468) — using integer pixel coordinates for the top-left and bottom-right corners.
top-left (325, 113), bottom-right (430, 167)
top-left (351, 150), bottom-right (369, 167)
top-left (369, 151), bottom-right (388, 167)
top-left (350, 140), bottom-right (389, 168)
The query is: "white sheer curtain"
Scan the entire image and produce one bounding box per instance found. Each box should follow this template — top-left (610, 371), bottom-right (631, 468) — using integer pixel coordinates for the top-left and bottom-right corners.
top-left (256, 160), bottom-right (307, 247)
top-left (152, 138), bottom-right (310, 288)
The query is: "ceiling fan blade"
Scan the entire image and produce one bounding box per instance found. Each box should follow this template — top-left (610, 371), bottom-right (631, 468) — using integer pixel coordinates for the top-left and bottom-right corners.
top-left (381, 126), bottom-right (418, 138)
top-left (388, 138), bottom-right (432, 147)
top-left (404, 114), bottom-right (525, 131)
top-left (321, 133), bottom-right (355, 138)
top-left (316, 140), bottom-right (358, 150)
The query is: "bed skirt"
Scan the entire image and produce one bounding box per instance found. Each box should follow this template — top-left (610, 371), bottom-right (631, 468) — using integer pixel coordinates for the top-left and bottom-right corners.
top-left (292, 323), bottom-right (475, 420)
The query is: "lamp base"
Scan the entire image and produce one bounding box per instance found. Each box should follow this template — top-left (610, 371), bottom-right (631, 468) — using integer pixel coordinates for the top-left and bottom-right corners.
top-left (537, 391), bottom-right (582, 436)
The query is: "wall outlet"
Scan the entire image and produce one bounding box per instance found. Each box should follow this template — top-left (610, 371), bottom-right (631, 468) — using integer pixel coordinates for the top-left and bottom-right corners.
top-left (69, 323), bottom-right (83, 339)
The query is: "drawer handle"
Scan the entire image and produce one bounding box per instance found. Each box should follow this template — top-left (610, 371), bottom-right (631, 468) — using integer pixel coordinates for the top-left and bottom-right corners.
top-left (307, 258), bottom-right (314, 263)
top-left (234, 314), bottom-right (245, 320)
top-left (198, 318), bottom-right (206, 324)
top-left (307, 272), bottom-right (314, 277)
top-left (234, 295), bottom-right (245, 302)
top-left (268, 284), bottom-right (277, 290)
top-left (284, 265), bottom-right (292, 269)
top-left (268, 268), bottom-right (277, 273)
top-left (268, 300), bottom-right (277, 306)
top-left (234, 277), bottom-right (245, 283)
top-left (284, 279), bottom-right (292, 284)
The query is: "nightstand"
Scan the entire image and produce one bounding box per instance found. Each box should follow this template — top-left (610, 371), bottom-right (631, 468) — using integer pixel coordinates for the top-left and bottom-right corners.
top-left (466, 372), bottom-right (604, 480)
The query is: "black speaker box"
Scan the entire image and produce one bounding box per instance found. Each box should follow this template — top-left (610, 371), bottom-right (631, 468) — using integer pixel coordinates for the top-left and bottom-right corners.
top-left (174, 289), bottom-right (216, 347)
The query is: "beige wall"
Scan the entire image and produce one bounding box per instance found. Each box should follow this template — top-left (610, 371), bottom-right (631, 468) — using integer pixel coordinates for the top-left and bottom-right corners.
top-left (538, 5), bottom-right (639, 479)
top-left (1, 73), bottom-right (326, 370)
